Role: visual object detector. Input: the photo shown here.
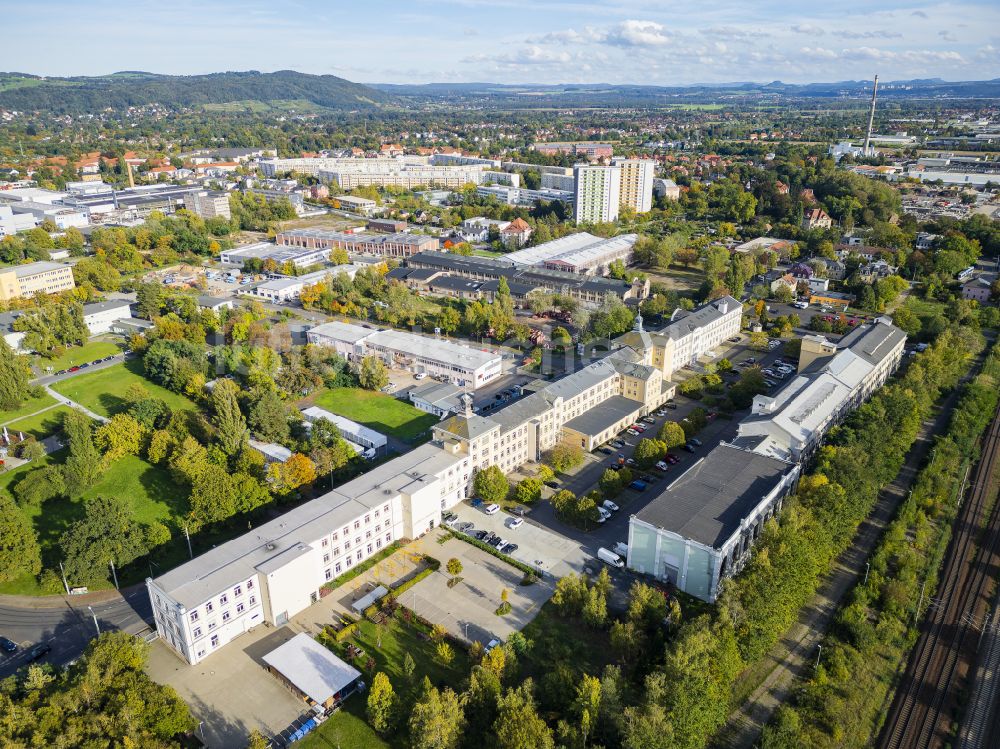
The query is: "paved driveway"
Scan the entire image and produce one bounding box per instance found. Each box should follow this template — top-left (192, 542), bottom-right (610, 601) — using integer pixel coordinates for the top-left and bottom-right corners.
top-left (396, 536), bottom-right (554, 647)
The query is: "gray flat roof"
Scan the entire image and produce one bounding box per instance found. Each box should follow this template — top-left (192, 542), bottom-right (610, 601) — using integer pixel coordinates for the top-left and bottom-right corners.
top-left (563, 395), bottom-right (644, 436)
top-left (635, 444), bottom-right (795, 549)
top-left (82, 299), bottom-right (133, 315)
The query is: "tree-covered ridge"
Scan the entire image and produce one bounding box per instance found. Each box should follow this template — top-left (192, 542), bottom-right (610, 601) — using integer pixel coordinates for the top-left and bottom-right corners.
top-left (0, 70), bottom-right (394, 113)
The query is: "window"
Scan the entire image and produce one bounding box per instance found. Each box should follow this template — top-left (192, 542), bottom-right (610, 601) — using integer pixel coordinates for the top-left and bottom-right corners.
top-left (343, 526), bottom-right (349, 536)
top-left (219, 594), bottom-right (228, 605)
top-left (325, 569), bottom-right (332, 581)
top-left (356, 550), bottom-right (363, 562)
top-left (193, 627), bottom-right (202, 638)
top-left (354, 521), bottom-right (361, 530)
top-left (333, 547), bottom-right (340, 556)
top-left (344, 540), bottom-right (351, 550)
top-left (190, 611), bottom-right (199, 622)
top-left (365, 531), bottom-right (372, 540)
top-left (367, 544), bottom-right (373, 554)
top-left (249, 596), bottom-right (257, 606)
top-left (355, 537), bottom-right (361, 546)
top-left (234, 585), bottom-right (242, 597)
top-left (374, 509), bottom-right (380, 519)
top-left (205, 602), bottom-right (214, 613)
top-left (383, 504), bottom-right (389, 513)
top-left (335, 563), bottom-right (342, 574)
top-left (364, 514), bottom-right (370, 524)
top-left (208, 621), bottom-right (217, 630)
top-left (332, 532), bottom-right (338, 541)
top-left (210, 635), bottom-right (219, 648)
top-left (321, 539), bottom-right (328, 547)
top-left (247, 580), bottom-right (253, 590)
top-left (222, 611), bottom-right (231, 622)
top-left (237, 603), bottom-right (245, 613)
top-left (323, 554), bottom-right (330, 563)
top-left (345, 557), bottom-right (352, 568)
top-left (197, 649), bottom-right (206, 659)
top-left (376, 538), bottom-right (382, 549)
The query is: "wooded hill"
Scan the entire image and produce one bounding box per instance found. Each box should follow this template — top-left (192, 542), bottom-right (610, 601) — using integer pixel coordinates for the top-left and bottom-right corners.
top-left (0, 69), bottom-right (394, 113)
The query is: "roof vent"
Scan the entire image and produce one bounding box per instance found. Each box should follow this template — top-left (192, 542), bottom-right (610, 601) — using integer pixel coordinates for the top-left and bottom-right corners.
top-left (384, 489), bottom-right (393, 495)
top-left (265, 542), bottom-right (276, 551)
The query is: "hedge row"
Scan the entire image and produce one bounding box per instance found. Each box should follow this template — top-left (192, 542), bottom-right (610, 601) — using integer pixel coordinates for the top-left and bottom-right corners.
top-left (319, 540), bottom-right (404, 594)
top-left (445, 529), bottom-right (538, 577)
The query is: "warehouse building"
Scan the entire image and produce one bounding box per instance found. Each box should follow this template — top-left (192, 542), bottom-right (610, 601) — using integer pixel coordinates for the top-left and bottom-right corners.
top-left (219, 242), bottom-right (330, 269)
top-left (307, 321), bottom-right (503, 389)
top-left (502, 232), bottom-right (638, 276)
top-left (628, 445), bottom-right (800, 602)
top-left (275, 228), bottom-right (439, 259)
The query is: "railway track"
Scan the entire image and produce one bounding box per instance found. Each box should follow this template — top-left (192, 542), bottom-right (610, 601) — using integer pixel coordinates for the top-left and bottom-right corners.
top-left (879, 404), bottom-right (1000, 749)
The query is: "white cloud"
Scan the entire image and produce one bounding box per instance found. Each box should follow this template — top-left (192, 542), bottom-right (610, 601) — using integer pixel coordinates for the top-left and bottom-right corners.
top-left (604, 19), bottom-right (675, 47)
top-left (938, 30), bottom-right (957, 41)
top-left (833, 29), bottom-right (903, 39)
top-left (791, 23), bottom-right (825, 36)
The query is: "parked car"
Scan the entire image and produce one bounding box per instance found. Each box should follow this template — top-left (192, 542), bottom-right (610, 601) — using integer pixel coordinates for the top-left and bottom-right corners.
top-left (596, 507), bottom-right (611, 523)
top-left (728, 336), bottom-right (741, 342)
top-left (471, 498), bottom-right (484, 507)
top-left (612, 541), bottom-right (629, 558)
top-left (610, 440), bottom-right (625, 449)
top-left (684, 444), bottom-right (697, 453)
top-left (689, 438), bottom-right (703, 447)
top-left (642, 416), bottom-right (656, 424)
top-left (602, 499), bottom-right (619, 512)
top-left (456, 522), bottom-right (474, 533)
top-left (27, 643), bottom-right (51, 662)
top-left (500, 543), bottom-right (518, 554)
top-left (626, 428), bottom-right (640, 436)
top-left (543, 480), bottom-right (559, 489)
top-left (597, 547), bottom-right (625, 568)
top-left (625, 458), bottom-right (637, 466)
top-left (655, 410), bottom-right (667, 417)
top-left (491, 537), bottom-right (506, 549)
top-left (793, 300), bottom-right (809, 309)
top-left (599, 447), bottom-right (614, 455)
top-left (485, 638), bottom-right (502, 652)
top-left (54, 369), bottom-right (66, 376)
top-left (0, 636), bottom-right (16, 653)
top-left (628, 480), bottom-right (647, 491)
top-left (414, 372), bottom-right (427, 380)
top-left (666, 454), bottom-right (680, 464)
top-left (745, 357), bottom-right (756, 364)
top-left (68, 366), bottom-right (80, 372)
top-left (507, 517), bottom-right (524, 530)
top-left (474, 530), bottom-right (489, 540)
top-left (656, 460), bottom-right (670, 471)
top-left (665, 402), bottom-right (678, 410)
top-left (484, 503), bottom-right (500, 515)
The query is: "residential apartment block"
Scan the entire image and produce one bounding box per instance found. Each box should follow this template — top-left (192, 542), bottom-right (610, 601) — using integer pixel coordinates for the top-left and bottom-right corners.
top-left (612, 158), bottom-right (655, 214)
top-left (0, 261), bottom-right (76, 301)
top-left (573, 164), bottom-right (621, 224)
top-left (275, 228), bottom-right (439, 259)
top-left (188, 191), bottom-right (232, 221)
top-left (533, 142), bottom-right (614, 160)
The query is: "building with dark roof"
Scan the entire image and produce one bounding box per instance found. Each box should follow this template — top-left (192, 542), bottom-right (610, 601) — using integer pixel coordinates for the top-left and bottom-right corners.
top-left (628, 444), bottom-right (800, 602)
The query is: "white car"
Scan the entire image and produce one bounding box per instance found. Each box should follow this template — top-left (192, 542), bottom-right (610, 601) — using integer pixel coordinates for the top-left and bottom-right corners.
top-left (414, 372), bottom-right (427, 380)
top-left (793, 301), bottom-right (809, 309)
top-left (596, 507), bottom-right (611, 523)
top-left (602, 499), bottom-right (619, 512)
top-left (507, 517), bottom-right (524, 530)
top-left (656, 460), bottom-right (670, 471)
top-left (484, 503), bottom-right (500, 515)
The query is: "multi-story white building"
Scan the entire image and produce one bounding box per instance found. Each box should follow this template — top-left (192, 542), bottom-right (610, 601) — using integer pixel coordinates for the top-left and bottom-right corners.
top-left (307, 321), bottom-right (503, 389)
top-left (475, 185), bottom-right (575, 207)
top-left (188, 191), bottom-right (232, 221)
top-left (247, 265), bottom-right (368, 303)
top-left (260, 157), bottom-right (487, 190)
top-left (540, 172), bottom-right (576, 192)
top-left (0, 205), bottom-right (36, 236)
top-left (612, 158), bottom-right (655, 214)
top-left (573, 164), bottom-right (621, 224)
top-left (733, 318), bottom-right (907, 463)
top-left (82, 299), bottom-right (133, 335)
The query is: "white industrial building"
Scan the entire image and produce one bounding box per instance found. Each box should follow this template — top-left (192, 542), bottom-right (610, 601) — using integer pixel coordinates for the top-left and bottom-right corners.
top-left (408, 381), bottom-right (466, 418)
top-left (307, 321), bottom-right (503, 389)
top-left (0, 205), bottom-right (36, 236)
top-left (475, 185), bottom-right (575, 207)
top-left (248, 265), bottom-right (368, 303)
top-left (502, 232), bottom-right (638, 276)
top-left (628, 445), bottom-right (800, 602)
top-left (733, 319), bottom-right (907, 463)
top-left (147, 293), bottom-right (753, 664)
top-left (301, 406), bottom-right (388, 453)
top-left (219, 242), bottom-right (330, 269)
top-left (82, 299), bottom-right (133, 335)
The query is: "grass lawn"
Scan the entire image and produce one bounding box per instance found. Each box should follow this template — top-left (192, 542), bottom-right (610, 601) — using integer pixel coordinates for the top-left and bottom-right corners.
top-left (0, 391), bottom-right (57, 425)
top-left (298, 701), bottom-right (389, 749)
top-left (5, 405), bottom-right (73, 438)
top-left (0, 450), bottom-right (184, 595)
top-left (34, 339), bottom-right (122, 373)
top-left (51, 358), bottom-right (196, 417)
top-left (308, 388), bottom-right (439, 442)
top-left (904, 295), bottom-right (947, 321)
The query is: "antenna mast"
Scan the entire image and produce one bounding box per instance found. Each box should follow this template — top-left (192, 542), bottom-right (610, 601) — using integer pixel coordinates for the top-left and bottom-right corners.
top-left (862, 74), bottom-right (879, 157)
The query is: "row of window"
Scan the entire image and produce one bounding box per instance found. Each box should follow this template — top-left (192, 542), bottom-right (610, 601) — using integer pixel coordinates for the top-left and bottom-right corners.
top-left (191, 596), bottom-right (257, 640)
top-left (324, 534), bottom-right (390, 580)
top-left (189, 579), bottom-right (254, 623)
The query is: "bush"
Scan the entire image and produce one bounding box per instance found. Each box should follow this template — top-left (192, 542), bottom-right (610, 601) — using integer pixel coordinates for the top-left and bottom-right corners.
top-left (447, 529), bottom-right (537, 575)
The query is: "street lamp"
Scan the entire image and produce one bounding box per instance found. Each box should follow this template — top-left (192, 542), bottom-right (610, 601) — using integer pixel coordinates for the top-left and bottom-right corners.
top-left (87, 606), bottom-right (100, 636)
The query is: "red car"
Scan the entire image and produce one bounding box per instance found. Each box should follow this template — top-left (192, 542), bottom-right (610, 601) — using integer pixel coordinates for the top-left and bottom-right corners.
top-left (69, 366), bottom-right (80, 372)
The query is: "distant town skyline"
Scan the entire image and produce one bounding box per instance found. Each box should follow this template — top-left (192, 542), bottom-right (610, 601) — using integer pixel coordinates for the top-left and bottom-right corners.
top-left (6, 0), bottom-right (998, 85)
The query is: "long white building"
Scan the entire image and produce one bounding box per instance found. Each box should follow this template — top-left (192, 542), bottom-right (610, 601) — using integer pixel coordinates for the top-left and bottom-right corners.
top-left (503, 232), bottom-right (638, 276)
top-left (307, 321), bottom-right (503, 389)
top-left (147, 296), bottom-right (749, 665)
top-left (258, 156), bottom-right (486, 189)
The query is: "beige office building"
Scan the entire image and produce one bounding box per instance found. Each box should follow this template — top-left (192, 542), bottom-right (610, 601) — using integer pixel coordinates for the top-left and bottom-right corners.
top-left (613, 158), bottom-right (655, 214)
top-left (0, 261), bottom-right (76, 301)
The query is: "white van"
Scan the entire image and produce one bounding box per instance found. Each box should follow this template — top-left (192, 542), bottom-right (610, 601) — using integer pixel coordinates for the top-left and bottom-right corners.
top-left (597, 547), bottom-right (625, 568)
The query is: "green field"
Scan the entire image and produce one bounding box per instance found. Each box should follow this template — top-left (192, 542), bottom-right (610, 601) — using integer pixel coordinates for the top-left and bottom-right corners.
top-left (5, 405), bottom-right (73, 439)
top-left (52, 359), bottom-right (196, 417)
top-left (0, 451), bottom-right (183, 595)
top-left (0, 392), bottom-right (57, 426)
top-left (35, 339), bottom-right (122, 373)
top-left (309, 388), bottom-right (439, 442)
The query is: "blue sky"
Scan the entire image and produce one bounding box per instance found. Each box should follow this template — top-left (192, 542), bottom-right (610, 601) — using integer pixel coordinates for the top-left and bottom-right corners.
top-left (4, 0), bottom-right (999, 84)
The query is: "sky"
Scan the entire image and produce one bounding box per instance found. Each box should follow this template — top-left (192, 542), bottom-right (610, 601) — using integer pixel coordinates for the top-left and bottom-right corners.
top-left (4, 0), bottom-right (1000, 85)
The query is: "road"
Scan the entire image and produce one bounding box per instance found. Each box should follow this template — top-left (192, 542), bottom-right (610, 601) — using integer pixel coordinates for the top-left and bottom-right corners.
top-left (0, 585), bottom-right (153, 678)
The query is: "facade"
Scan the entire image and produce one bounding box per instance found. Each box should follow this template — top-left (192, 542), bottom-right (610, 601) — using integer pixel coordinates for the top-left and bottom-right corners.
top-left (962, 277), bottom-right (994, 302)
top-left (540, 172), bottom-right (576, 192)
top-left (733, 319), bottom-right (907, 463)
top-left (628, 444), bottom-right (800, 602)
top-left (809, 290), bottom-right (856, 310)
top-left (0, 205), bottom-right (36, 236)
top-left (533, 142), bottom-right (614, 160)
top-left (802, 208), bottom-right (833, 230)
top-left (574, 165), bottom-right (621, 224)
top-left (0, 261), bottom-right (76, 301)
top-left (500, 218), bottom-right (532, 248)
top-left (652, 178), bottom-right (681, 201)
top-left (82, 299), bottom-right (133, 335)
top-left (335, 195), bottom-right (379, 215)
top-left (475, 185), bottom-right (575, 207)
top-left (458, 217), bottom-right (510, 243)
top-left (189, 191), bottom-right (232, 221)
top-left (368, 219), bottom-right (407, 233)
top-left (307, 321), bottom-right (503, 389)
top-left (613, 158), bottom-right (655, 214)
top-left (502, 232), bottom-right (638, 276)
top-left (275, 228), bottom-right (439, 259)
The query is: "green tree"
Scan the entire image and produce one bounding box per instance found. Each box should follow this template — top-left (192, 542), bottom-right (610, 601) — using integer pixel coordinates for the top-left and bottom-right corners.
top-left (513, 477), bottom-right (542, 504)
top-left (633, 438), bottom-right (665, 468)
top-left (357, 355), bottom-right (390, 391)
top-left (447, 557), bottom-right (463, 576)
top-left (545, 442), bottom-right (584, 473)
top-left (0, 491), bottom-right (42, 582)
top-left (494, 680), bottom-right (555, 749)
top-left (60, 495), bottom-right (147, 583)
top-left (367, 671), bottom-right (397, 733)
top-left (63, 410), bottom-right (102, 496)
top-left (212, 378), bottom-right (248, 458)
top-left (0, 339), bottom-right (30, 410)
top-left (247, 728), bottom-right (270, 749)
top-left (248, 389), bottom-right (290, 443)
top-left (658, 421), bottom-right (687, 448)
top-left (473, 465), bottom-right (509, 505)
top-left (573, 674), bottom-right (602, 748)
top-left (409, 677), bottom-right (465, 749)
top-left (599, 468), bottom-right (623, 498)
top-left (94, 413), bottom-right (146, 464)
